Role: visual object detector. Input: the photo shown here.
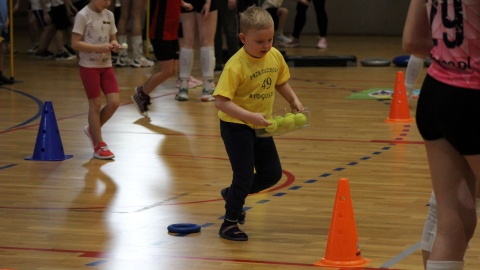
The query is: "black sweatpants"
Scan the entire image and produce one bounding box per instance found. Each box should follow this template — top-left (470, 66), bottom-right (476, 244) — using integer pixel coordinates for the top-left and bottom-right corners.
top-left (220, 120), bottom-right (283, 221)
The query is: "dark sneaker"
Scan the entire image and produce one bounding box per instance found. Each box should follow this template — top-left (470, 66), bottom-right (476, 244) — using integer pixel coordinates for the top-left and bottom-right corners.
top-left (64, 44), bottom-right (76, 55)
top-left (35, 50), bottom-right (54, 59)
top-left (0, 74), bottom-right (14, 84)
top-left (219, 223), bottom-right (248, 241)
top-left (55, 50), bottom-right (76, 61)
top-left (131, 86), bottom-right (151, 117)
top-left (221, 187), bottom-right (246, 224)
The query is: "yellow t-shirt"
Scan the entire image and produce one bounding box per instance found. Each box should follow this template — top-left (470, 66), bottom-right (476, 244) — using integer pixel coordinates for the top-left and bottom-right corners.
top-left (213, 47), bottom-right (290, 126)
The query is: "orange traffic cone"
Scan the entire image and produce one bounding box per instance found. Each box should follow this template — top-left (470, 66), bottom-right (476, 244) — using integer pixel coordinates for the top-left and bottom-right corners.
top-left (315, 178), bottom-right (370, 268)
top-left (385, 71), bottom-right (413, 123)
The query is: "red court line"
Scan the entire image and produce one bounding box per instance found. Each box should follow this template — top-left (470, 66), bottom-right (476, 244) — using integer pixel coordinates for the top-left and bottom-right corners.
top-left (0, 245), bottom-right (396, 269)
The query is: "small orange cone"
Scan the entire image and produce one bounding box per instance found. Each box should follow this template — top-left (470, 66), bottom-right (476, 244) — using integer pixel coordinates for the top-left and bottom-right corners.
top-left (315, 178), bottom-right (370, 268)
top-left (385, 71), bottom-right (413, 123)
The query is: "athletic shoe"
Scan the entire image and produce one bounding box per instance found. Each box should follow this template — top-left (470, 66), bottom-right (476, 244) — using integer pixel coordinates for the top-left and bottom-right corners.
top-left (0, 75), bottom-right (14, 84)
top-left (221, 188), bottom-right (246, 224)
top-left (175, 88), bottom-right (189, 101)
top-left (55, 51), bottom-right (76, 61)
top-left (35, 50), bottom-right (54, 59)
top-left (219, 222), bottom-right (248, 241)
top-left (131, 56), bottom-right (154, 67)
top-left (131, 85), bottom-right (151, 116)
top-left (279, 38), bottom-right (300, 48)
top-left (114, 55), bottom-right (131, 67)
top-left (93, 142), bottom-right (115, 160)
top-left (275, 34), bottom-right (292, 43)
top-left (317, 37), bottom-right (328, 49)
top-left (176, 76), bottom-right (203, 88)
top-left (201, 89), bottom-right (215, 102)
top-left (28, 44), bottom-right (39, 54)
top-left (84, 125), bottom-right (94, 149)
top-left (64, 44), bottom-right (76, 55)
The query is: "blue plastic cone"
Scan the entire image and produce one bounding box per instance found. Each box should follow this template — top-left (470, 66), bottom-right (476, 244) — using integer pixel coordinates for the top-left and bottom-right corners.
top-left (25, 101), bottom-right (73, 161)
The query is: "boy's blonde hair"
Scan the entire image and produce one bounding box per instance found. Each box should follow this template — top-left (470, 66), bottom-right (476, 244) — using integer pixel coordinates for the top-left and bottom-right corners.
top-left (239, 6), bottom-right (274, 34)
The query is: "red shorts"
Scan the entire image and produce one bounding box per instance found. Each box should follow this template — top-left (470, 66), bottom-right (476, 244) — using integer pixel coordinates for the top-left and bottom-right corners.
top-left (79, 67), bottom-right (119, 99)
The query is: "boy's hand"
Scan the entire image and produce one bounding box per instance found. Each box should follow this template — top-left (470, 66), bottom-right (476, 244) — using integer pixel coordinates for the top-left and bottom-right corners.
top-left (249, 113), bottom-right (271, 127)
top-left (290, 100), bottom-right (304, 113)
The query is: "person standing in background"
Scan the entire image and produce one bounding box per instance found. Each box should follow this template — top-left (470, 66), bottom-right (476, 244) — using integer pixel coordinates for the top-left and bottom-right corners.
top-left (280, 0), bottom-right (327, 49)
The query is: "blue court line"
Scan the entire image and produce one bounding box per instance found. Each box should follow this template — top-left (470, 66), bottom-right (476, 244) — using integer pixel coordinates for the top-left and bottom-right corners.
top-left (0, 88), bottom-right (43, 130)
top-left (86, 260), bottom-right (107, 266)
top-left (0, 164), bottom-right (17, 170)
top-left (256, 200), bottom-right (270, 204)
top-left (380, 242), bottom-right (421, 268)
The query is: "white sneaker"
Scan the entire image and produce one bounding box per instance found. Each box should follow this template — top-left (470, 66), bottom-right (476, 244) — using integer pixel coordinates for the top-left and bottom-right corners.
top-left (201, 89), bottom-right (215, 102)
top-left (131, 56), bottom-right (154, 67)
top-left (175, 88), bottom-right (189, 101)
top-left (276, 34), bottom-right (292, 43)
top-left (317, 37), bottom-right (328, 49)
top-left (115, 55), bottom-right (131, 67)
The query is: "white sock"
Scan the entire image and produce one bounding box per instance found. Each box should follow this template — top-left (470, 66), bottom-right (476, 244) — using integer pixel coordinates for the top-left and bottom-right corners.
top-left (131, 35), bottom-right (143, 59)
top-left (179, 47), bottom-right (194, 87)
top-left (426, 260), bottom-right (464, 270)
top-left (200, 46), bottom-right (215, 89)
top-left (421, 192), bottom-right (437, 252)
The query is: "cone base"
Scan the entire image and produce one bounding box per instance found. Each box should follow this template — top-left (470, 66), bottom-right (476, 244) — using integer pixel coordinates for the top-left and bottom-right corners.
top-left (314, 257), bottom-right (371, 268)
top-left (25, 154), bottom-right (74, 161)
top-left (385, 117), bottom-right (414, 123)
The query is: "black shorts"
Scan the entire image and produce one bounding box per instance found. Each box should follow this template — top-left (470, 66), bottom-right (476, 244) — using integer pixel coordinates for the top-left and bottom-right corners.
top-left (49, 4), bottom-right (72, 30)
top-left (151, 39), bottom-right (179, 61)
top-left (73, 0), bottom-right (89, 11)
top-left (181, 0), bottom-right (217, 13)
top-left (416, 74), bottom-right (480, 155)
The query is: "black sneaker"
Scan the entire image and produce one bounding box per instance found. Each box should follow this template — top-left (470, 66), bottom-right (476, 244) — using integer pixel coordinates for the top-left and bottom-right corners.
top-left (221, 187), bottom-right (246, 224)
top-left (131, 86), bottom-right (151, 116)
top-left (219, 222), bottom-right (248, 241)
top-left (0, 74), bottom-right (14, 84)
top-left (35, 50), bottom-right (54, 59)
top-left (64, 44), bottom-right (76, 56)
top-left (55, 50), bottom-right (76, 61)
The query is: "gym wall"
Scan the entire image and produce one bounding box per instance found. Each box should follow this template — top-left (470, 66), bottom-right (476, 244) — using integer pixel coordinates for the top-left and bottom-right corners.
top-left (282, 0), bottom-right (410, 36)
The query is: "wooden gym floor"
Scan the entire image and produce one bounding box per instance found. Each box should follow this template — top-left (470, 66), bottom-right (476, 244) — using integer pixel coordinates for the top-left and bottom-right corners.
top-left (1, 20), bottom-right (480, 270)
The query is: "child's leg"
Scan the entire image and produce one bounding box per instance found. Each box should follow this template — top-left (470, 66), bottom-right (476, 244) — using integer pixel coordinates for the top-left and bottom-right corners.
top-left (178, 12), bottom-right (197, 92)
top-left (220, 122), bottom-right (256, 221)
top-left (251, 137), bottom-right (283, 193)
top-left (219, 121), bottom-right (254, 241)
top-left (87, 96), bottom-right (104, 146)
top-left (196, 11), bottom-right (217, 100)
top-left (143, 60), bottom-right (177, 95)
top-left (99, 69), bottom-right (120, 127)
